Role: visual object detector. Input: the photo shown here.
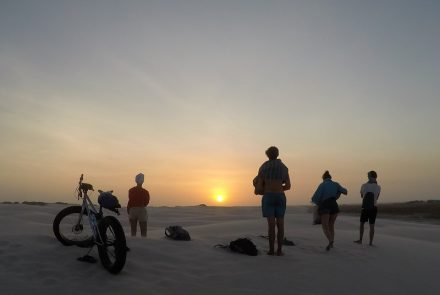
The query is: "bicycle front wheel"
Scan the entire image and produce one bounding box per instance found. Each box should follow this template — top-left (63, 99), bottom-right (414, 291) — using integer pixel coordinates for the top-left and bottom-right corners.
top-left (97, 216), bottom-right (127, 274)
top-left (53, 205), bottom-right (94, 247)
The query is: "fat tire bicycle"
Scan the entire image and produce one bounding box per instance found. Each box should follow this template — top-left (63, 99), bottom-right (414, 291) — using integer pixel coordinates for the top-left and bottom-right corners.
top-left (53, 174), bottom-right (127, 274)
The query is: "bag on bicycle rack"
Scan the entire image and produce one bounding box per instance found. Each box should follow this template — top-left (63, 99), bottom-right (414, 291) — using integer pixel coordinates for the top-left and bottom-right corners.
top-left (98, 191), bottom-right (121, 213)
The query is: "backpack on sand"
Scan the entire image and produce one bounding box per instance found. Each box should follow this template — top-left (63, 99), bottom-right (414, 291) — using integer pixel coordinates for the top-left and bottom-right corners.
top-left (362, 192), bottom-right (375, 210)
top-left (216, 238), bottom-right (258, 256)
top-left (165, 225), bottom-right (191, 241)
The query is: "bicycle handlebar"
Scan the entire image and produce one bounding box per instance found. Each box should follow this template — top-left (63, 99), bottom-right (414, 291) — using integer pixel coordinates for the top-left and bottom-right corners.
top-left (76, 174), bottom-right (120, 215)
top-left (77, 174), bottom-right (94, 199)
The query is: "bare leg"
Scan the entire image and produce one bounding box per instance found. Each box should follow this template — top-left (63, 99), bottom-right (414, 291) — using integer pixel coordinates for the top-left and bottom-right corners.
top-left (130, 219), bottom-right (137, 237)
top-left (369, 224), bottom-right (375, 246)
top-left (320, 213), bottom-right (332, 250)
top-left (328, 213), bottom-right (337, 249)
top-left (140, 221), bottom-right (147, 237)
top-left (267, 217), bottom-right (276, 255)
top-left (354, 222), bottom-right (365, 244)
top-left (276, 218), bottom-right (284, 256)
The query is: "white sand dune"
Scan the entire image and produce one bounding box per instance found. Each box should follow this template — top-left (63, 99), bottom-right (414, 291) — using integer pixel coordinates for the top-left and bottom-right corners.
top-left (1, 204), bottom-right (439, 295)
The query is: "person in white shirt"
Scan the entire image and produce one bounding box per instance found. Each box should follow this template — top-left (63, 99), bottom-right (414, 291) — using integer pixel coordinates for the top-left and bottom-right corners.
top-left (354, 171), bottom-right (381, 246)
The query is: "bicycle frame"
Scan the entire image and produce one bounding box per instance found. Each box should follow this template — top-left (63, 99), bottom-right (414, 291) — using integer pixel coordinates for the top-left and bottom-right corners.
top-left (54, 174), bottom-right (127, 274)
top-left (76, 184), bottom-right (105, 247)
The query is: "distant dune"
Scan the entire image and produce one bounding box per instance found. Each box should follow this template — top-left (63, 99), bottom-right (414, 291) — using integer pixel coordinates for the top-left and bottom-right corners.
top-left (339, 200), bottom-right (440, 223)
top-left (2, 200), bottom-right (440, 223)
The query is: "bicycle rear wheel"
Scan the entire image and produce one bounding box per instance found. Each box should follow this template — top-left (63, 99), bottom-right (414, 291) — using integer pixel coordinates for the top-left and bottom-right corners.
top-left (97, 216), bottom-right (127, 274)
top-left (53, 206), bottom-right (94, 247)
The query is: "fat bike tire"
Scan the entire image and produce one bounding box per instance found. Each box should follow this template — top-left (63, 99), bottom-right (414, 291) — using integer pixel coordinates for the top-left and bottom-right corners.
top-left (53, 205), bottom-right (94, 247)
top-left (97, 216), bottom-right (127, 274)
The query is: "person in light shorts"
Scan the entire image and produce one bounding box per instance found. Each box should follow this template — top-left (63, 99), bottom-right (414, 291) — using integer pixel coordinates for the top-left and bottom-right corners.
top-left (127, 173), bottom-right (150, 237)
top-left (129, 207), bottom-right (148, 223)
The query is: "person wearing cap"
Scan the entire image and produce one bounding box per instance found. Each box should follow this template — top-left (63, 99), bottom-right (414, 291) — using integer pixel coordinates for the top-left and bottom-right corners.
top-left (127, 173), bottom-right (150, 237)
top-left (311, 170), bottom-right (348, 251)
top-left (354, 171), bottom-right (381, 246)
top-left (255, 146), bottom-right (291, 256)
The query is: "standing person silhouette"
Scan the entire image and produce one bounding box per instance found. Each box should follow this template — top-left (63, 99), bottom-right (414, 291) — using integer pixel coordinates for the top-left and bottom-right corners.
top-left (255, 146), bottom-right (291, 256)
top-left (311, 171), bottom-right (347, 251)
top-left (127, 173), bottom-right (150, 237)
top-left (354, 171), bottom-right (381, 246)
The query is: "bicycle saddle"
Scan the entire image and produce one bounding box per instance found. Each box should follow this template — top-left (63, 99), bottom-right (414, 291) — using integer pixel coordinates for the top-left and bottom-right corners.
top-left (80, 183), bottom-right (94, 191)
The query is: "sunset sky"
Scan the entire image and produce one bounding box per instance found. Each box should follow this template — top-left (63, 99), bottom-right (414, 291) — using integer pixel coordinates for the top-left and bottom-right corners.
top-left (1, 1), bottom-right (439, 206)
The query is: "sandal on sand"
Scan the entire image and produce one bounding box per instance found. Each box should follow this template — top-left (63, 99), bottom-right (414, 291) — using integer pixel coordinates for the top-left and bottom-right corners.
top-left (326, 241), bottom-right (334, 251)
top-left (354, 240), bottom-right (362, 244)
top-left (260, 235), bottom-right (295, 246)
top-left (283, 238), bottom-right (295, 246)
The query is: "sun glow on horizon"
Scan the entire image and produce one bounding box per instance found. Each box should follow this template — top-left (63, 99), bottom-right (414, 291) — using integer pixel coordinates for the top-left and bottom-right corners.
top-left (212, 187), bottom-right (227, 204)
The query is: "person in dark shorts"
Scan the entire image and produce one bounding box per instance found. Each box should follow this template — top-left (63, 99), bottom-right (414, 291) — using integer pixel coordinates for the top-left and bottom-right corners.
top-left (311, 171), bottom-right (348, 251)
top-left (354, 171), bottom-right (381, 246)
top-left (255, 146), bottom-right (291, 256)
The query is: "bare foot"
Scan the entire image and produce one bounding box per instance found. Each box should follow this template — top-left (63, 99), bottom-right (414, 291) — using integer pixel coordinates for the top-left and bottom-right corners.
top-left (267, 251), bottom-right (275, 256)
top-left (354, 240), bottom-right (362, 244)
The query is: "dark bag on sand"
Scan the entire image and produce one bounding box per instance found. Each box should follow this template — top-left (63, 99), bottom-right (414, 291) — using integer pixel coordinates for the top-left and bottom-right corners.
top-left (165, 225), bottom-right (191, 241)
top-left (229, 238), bottom-right (258, 256)
top-left (362, 192), bottom-right (375, 210)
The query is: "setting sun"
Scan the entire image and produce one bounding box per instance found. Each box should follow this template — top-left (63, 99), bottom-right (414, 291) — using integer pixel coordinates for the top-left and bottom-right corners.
top-left (212, 188), bottom-right (227, 204)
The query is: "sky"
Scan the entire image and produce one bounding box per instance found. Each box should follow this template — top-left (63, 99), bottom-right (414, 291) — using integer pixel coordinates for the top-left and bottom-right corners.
top-left (1, 0), bottom-right (439, 206)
